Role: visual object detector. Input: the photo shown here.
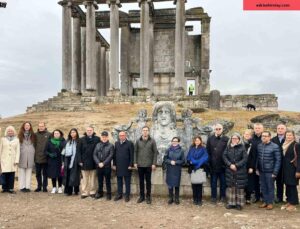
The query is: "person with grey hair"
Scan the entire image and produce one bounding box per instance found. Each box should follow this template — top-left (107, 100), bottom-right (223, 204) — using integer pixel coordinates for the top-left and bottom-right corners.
top-left (206, 123), bottom-right (229, 203)
top-left (223, 133), bottom-right (248, 210)
top-left (0, 126), bottom-right (20, 194)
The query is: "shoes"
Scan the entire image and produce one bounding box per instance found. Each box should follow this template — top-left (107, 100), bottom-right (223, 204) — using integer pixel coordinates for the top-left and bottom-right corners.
top-left (106, 193), bottom-right (112, 200)
top-left (236, 205), bottom-right (242, 211)
top-left (58, 187), bottom-right (63, 194)
top-left (266, 204), bottom-right (273, 210)
top-left (174, 198), bottom-right (180, 205)
top-left (81, 195), bottom-right (88, 199)
top-left (90, 194), bottom-right (96, 198)
top-left (114, 194), bottom-right (123, 201)
top-left (65, 193), bottom-right (72, 196)
top-left (281, 203), bottom-right (290, 210)
top-left (1, 190), bottom-right (8, 193)
top-left (25, 189), bottom-right (31, 192)
top-left (95, 192), bottom-right (104, 199)
top-left (8, 190), bottom-right (16, 194)
top-left (20, 188), bottom-right (27, 193)
top-left (51, 188), bottom-right (57, 194)
top-left (125, 195), bottom-right (130, 202)
top-left (226, 204), bottom-right (235, 209)
top-left (168, 198), bottom-right (174, 205)
top-left (34, 188), bottom-right (41, 192)
top-left (246, 200), bottom-right (251, 205)
top-left (193, 200), bottom-right (198, 205)
top-left (259, 203), bottom-right (267, 208)
top-left (198, 201), bottom-right (203, 206)
top-left (220, 197), bottom-right (226, 203)
top-left (43, 188), bottom-right (48, 193)
top-left (137, 197), bottom-right (145, 203)
top-left (146, 196), bottom-right (151, 204)
top-left (211, 198), bottom-right (217, 204)
top-left (286, 205), bottom-right (297, 212)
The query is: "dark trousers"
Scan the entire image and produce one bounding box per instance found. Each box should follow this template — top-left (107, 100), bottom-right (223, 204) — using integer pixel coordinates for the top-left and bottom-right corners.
top-left (138, 167), bottom-right (152, 198)
top-left (97, 167), bottom-right (111, 194)
top-left (260, 172), bottom-right (275, 204)
top-left (2, 172), bottom-right (15, 191)
top-left (192, 184), bottom-right (203, 202)
top-left (52, 177), bottom-right (62, 188)
top-left (35, 163), bottom-right (48, 189)
top-left (210, 172), bottom-right (226, 199)
top-left (169, 187), bottom-right (179, 199)
top-left (275, 169), bottom-right (284, 202)
top-left (286, 185), bottom-right (299, 205)
top-left (117, 176), bottom-right (131, 197)
top-left (64, 168), bottom-right (79, 195)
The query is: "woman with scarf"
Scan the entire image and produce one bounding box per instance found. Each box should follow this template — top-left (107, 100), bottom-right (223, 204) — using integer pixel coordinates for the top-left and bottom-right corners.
top-left (18, 122), bottom-right (36, 192)
top-left (0, 126), bottom-right (20, 193)
top-left (223, 133), bottom-right (247, 210)
top-left (243, 129), bottom-right (254, 204)
top-left (281, 130), bottom-right (299, 212)
top-left (62, 128), bottom-right (80, 196)
top-left (163, 137), bottom-right (185, 205)
top-left (186, 136), bottom-right (209, 206)
top-left (44, 129), bottom-right (65, 194)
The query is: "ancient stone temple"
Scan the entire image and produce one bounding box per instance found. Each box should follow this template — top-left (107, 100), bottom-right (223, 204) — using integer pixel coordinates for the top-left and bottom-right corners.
top-left (58, 0), bottom-right (211, 97)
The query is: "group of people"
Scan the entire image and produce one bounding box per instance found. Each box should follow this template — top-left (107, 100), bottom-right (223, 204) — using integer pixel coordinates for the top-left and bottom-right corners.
top-left (0, 122), bottom-right (299, 211)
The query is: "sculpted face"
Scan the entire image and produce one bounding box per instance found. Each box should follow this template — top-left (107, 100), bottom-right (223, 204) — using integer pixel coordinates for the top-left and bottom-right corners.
top-left (157, 107), bottom-right (172, 127)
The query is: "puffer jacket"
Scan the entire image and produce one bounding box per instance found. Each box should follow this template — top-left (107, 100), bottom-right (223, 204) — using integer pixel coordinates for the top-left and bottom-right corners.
top-left (93, 141), bottom-right (114, 168)
top-left (256, 141), bottom-right (281, 176)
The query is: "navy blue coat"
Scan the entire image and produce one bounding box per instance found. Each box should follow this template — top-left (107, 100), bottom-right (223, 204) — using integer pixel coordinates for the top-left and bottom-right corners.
top-left (113, 140), bottom-right (134, 177)
top-left (163, 146), bottom-right (185, 188)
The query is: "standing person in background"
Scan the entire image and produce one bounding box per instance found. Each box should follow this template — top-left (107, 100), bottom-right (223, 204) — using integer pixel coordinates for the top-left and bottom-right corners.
top-left (134, 126), bottom-right (158, 204)
top-left (0, 126), bottom-right (20, 194)
top-left (271, 124), bottom-right (286, 203)
top-left (34, 121), bottom-right (50, 192)
top-left (93, 131), bottom-right (114, 200)
top-left (243, 129), bottom-right (254, 204)
top-left (113, 131), bottom-right (134, 202)
top-left (206, 123), bottom-right (229, 203)
top-left (63, 128), bottom-right (81, 196)
top-left (45, 129), bottom-right (65, 194)
top-left (223, 133), bottom-right (248, 210)
top-left (281, 130), bottom-right (299, 211)
top-left (77, 126), bottom-right (100, 199)
top-left (163, 137), bottom-right (185, 205)
top-left (18, 122), bottom-right (36, 192)
top-left (186, 136), bottom-right (209, 206)
top-left (248, 123), bottom-right (264, 203)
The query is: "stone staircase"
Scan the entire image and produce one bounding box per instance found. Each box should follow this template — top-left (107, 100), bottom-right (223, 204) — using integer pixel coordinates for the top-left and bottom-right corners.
top-left (26, 91), bottom-right (97, 113)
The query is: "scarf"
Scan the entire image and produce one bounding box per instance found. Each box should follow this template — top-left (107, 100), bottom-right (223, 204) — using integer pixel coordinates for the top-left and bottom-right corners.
top-left (6, 136), bottom-right (15, 141)
top-left (282, 140), bottom-right (294, 156)
top-left (169, 144), bottom-right (181, 152)
top-left (24, 131), bottom-right (31, 141)
top-left (51, 138), bottom-right (61, 148)
top-left (65, 140), bottom-right (77, 169)
top-left (186, 146), bottom-right (208, 170)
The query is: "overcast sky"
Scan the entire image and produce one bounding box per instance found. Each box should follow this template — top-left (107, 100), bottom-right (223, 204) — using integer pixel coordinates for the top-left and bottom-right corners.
top-left (0, 0), bottom-right (299, 118)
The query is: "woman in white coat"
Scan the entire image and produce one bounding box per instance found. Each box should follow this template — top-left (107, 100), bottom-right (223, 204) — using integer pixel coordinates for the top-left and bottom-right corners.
top-left (0, 126), bottom-right (20, 193)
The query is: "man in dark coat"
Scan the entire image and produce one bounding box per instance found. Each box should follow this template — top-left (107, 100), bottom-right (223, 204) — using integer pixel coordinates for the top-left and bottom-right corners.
top-left (206, 123), bottom-right (229, 203)
top-left (271, 124), bottom-right (286, 203)
top-left (77, 126), bottom-right (100, 199)
top-left (134, 126), bottom-right (159, 204)
top-left (256, 131), bottom-right (281, 210)
top-left (247, 123), bottom-right (264, 202)
top-left (93, 131), bottom-right (114, 200)
top-left (34, 122), bottom-right (51, 192)
top-left (113, 131), bottom-right (134, 202)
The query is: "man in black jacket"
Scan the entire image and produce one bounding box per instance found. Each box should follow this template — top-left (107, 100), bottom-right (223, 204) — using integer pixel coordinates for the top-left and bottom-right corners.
top-left (256, 131), bottom-right (281, 210)
top-left (93, 131), bottom-right (114, 200)
top-left (206, 123), bottom-right (229, 203)
top-left (271, 124), bottom-right (286, 203)
top-left (77, 126), bottom-right (100, 199)
top-left (113, 131), bottom-right (134, 202)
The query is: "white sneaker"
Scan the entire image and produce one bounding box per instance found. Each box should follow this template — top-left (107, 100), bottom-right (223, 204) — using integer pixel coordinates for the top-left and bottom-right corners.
top-left (58, 187), bottom-right (63, 194)
top-left (51, 187), bottom-right (57, 194)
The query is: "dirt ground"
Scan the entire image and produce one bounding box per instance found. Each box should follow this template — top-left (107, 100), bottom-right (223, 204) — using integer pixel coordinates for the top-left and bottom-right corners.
top-left (0, 186), bottom-right (299, 229)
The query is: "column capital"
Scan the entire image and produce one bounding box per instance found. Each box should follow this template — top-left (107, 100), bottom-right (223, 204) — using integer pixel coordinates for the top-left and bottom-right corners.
top-left (173, 0), bottom-right (187, 5)
top-left (201, 17), bottom-right (211, 24)
top-left (106, 0), bottom-right (122, 8)
top-left (71, 9), bottom-right (81, 18)
top-left (83, 1), bottom-right (99, 10)
top-left (138, 0), bottom-right (153, 7)
top-left (58, 0), bottom-right (72, 7)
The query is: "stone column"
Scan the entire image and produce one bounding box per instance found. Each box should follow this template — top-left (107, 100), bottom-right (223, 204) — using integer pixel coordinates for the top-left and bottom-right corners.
top-left (71, 11), bottom-right (81, 93)
top-left (149, 20), bottom-right (154, 93)
top-left (120, 25), bottom-right (130, 95)
top-left (137, 0), bottom-right (152, 96)
top-left (100, 46), bottom-right (107, 96)
top-left (200, 17), bottom-right (211, 94)
top-left (174, 0), bottom-right (186, 95)
top-left (84, 1), bottom-right (98, 91)
top-left (108, 0), bottom-right (121, 96)
top-left (81, 27), bottom-right (86, 92)
top-left (96, 40), bottom-right (102, 96)
top-left (105, 49), bottom-right (110, 93)
top-left (58, 0), bottom-right (72, 91)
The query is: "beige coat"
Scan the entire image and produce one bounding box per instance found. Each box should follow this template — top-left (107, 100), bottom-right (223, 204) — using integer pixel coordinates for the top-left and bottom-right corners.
top-left (19, 139), bottom-right (35, 169)
top-left (0, 137), bottom-right (20, 172)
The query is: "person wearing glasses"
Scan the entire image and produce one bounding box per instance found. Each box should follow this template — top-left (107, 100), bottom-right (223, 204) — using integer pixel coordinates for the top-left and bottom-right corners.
top-left (206, 123), bottom-right (229, 203)
top-left (163, 137), bottom-right (185, 205)
top-left (256, 131), bottom-right (281, 210)
top-left (223, 133), bottom-right (248, 210)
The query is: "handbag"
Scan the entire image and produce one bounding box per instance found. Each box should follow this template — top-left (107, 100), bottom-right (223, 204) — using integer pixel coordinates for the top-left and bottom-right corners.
top-left (190, 168), bottom-right (207, 184)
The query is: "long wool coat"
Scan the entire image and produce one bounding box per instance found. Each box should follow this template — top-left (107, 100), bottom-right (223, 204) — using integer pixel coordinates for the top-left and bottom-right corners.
top-left (0, 137), bottom-right (20, 173)
top-left (19, 139), bottom-right (35, 169)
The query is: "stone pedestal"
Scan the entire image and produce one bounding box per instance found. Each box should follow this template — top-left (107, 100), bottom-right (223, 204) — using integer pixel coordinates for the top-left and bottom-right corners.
top-left (209, 90), bottom-right (221, 110)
